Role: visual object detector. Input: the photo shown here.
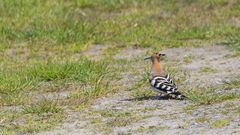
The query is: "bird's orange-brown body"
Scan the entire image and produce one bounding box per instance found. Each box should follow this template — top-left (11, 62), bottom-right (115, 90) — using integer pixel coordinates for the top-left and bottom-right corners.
top-left (150, 55), bottom-right (166, 78)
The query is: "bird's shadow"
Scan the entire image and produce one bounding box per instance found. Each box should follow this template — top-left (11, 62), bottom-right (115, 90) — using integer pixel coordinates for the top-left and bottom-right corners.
top-left (123, 95), bottom-right (178, 101)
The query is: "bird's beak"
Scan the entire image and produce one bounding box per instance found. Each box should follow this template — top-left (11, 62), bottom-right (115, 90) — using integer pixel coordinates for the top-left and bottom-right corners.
top-left (144, 56), bottom-right (151, 60)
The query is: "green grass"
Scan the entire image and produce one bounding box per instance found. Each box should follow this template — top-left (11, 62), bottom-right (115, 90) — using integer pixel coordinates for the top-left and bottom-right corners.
top-left (185, 78), bottom-right (240, 105)
top-left (0, 59), bottom-right (109, 105)
top-left (183, 56), bottom-right (193, 63)
top-left (1, 0), bottom-right (240, 134)
top-left (0, 58), bottom-right (110, 134)
top-left (222, 36), bottom-right (240, 56)
top-left (200, 67), bottom-right (217, 73)
top-left (195, 117), bottom-right (209, 123)
top-left (1, 0), bottom-right (240, 49)
top-left (186, 89), bottom-right (240, 105)
top-left (210, 119), bottom-right (229, 128)
top-left (23, 100), bottom-right (62, 114)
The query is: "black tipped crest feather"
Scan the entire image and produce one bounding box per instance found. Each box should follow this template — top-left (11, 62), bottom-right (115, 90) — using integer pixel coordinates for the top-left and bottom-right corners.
top-left (144, 53), bottom-right (166, 60)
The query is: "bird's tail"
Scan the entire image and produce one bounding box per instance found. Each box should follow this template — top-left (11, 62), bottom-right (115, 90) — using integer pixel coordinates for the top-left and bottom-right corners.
top-left (172, 91), bottom-right (186, 100)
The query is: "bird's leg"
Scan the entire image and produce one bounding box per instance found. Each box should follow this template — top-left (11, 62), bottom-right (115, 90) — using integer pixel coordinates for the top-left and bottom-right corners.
top-left (159, 92), bottom-right (168, 97)
top-left (171, 94), bottom-right (177, 99)
top-left (159, 93), bottom-right (165, 97)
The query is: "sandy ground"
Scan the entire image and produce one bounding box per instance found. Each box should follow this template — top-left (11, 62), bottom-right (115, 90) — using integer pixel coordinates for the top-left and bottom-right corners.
top-left (38, 45), bottom-right (240, 135)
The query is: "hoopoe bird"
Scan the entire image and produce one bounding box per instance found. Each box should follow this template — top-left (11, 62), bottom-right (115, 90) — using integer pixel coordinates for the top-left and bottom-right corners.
top-left (144, 52), bottom-right (186, 100)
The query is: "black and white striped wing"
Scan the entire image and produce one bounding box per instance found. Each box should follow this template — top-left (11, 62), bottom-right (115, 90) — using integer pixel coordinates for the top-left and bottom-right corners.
top-left (150, 74), bottom-right (178, 93)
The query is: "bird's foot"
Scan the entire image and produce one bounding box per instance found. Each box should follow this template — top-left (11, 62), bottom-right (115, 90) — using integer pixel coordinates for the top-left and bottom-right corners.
top-left (176, 94), bottom-right (186, 100)
top-left (159, 92), bottom-right (169, 97)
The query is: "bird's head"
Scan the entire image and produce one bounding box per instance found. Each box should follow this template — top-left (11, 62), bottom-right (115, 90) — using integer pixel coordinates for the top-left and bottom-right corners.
top-left (144, 52), bottom-right (166, 62)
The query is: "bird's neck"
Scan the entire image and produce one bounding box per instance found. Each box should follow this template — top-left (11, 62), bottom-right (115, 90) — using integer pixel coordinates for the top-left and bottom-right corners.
top-left (151, 61), bottom-right (165, 78)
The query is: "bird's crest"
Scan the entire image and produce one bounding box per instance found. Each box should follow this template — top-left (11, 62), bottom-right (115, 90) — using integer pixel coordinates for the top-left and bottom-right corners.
top-left (144, 52), bottom-right (166, 61)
